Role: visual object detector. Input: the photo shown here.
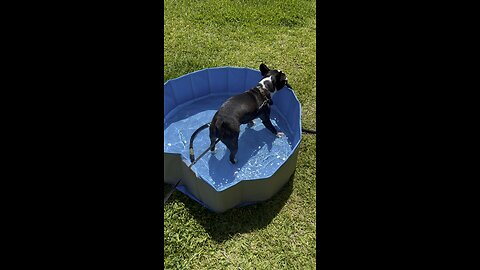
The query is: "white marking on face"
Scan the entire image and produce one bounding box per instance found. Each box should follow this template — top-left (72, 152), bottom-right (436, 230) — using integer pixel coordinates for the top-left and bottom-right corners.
top-left (259, 76), bottom-right (272, 89)
top-left (259, 76), bottom-right (277, 96)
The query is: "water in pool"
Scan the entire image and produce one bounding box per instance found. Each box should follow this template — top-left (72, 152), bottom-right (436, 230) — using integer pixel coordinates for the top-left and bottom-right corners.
top-left (164, 95), bottom-right (294, 191)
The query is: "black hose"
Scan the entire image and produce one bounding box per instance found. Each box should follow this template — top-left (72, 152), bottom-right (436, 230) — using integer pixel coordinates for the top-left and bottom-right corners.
top-left (164, 180), bottom-right (181, 204)
top-left (286, 84), bottom-right (316, 135)
top-left (302, 127), bottom-right (317, 134)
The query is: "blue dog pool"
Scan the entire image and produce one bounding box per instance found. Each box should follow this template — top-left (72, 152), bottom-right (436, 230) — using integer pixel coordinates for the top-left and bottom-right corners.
top-left (164, 67), bottom-right (302, 212)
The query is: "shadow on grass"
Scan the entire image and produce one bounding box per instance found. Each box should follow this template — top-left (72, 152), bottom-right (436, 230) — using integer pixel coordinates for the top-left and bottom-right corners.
top-left (167, 173), bottom-right (295, 243)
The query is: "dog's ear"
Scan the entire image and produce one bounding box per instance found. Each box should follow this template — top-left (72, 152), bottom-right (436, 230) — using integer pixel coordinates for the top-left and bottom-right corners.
top-left (260, 63), bottom-right (270, 76)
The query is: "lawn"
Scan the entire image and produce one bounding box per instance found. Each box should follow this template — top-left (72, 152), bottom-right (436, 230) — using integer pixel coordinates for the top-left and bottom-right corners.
top-left (164, 0), bottom-right (317, 269)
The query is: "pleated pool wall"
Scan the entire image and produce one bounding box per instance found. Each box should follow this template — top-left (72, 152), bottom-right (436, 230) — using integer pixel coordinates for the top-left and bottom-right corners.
top-left (164, 67), bottom-right (302, 213)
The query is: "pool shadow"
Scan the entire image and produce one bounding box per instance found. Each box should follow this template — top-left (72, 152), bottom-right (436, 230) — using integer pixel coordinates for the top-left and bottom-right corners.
top-left (207, 126), bottom-right (276, 182)
top-left (175, 173), bottom-right (295, 243)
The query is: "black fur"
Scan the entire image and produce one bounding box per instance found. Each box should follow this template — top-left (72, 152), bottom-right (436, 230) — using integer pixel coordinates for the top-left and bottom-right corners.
top-left (209, 64), bottom-right (290, 164)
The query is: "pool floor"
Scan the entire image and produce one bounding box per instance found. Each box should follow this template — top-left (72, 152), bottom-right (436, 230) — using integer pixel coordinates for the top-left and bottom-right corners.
top-left (164, 95), bottom-right (294, 191)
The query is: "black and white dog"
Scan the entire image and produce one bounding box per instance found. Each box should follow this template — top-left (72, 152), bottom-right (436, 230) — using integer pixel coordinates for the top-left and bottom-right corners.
top-left (208, 63), bottom-right (291, 164)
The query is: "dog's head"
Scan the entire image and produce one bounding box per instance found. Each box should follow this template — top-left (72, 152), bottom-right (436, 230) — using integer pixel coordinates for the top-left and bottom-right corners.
top-left (258, 63), bottom-right (292, 96)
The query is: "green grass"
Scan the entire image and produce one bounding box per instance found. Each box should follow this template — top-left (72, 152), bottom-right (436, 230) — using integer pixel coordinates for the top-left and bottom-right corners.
top-left (164, 0), bottom-right (316, 269)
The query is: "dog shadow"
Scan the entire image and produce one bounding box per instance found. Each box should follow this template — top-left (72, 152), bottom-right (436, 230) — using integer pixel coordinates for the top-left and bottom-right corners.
top-left (207, 126), bottom-right (276, 183)
top-left (176, 173), bottom-right (295, 243)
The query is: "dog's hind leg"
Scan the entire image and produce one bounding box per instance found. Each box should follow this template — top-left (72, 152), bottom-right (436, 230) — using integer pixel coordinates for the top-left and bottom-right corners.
top-left (209, 124), bottom-right (218, 153)
top-left (223, 136), bottom-right (239, 164)
top-left (209, 137), bottom-right (217, 153)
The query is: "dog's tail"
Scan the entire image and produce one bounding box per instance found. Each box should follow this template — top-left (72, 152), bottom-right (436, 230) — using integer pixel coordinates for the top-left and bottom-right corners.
top-left (189, 123), bottom-right (211, 162)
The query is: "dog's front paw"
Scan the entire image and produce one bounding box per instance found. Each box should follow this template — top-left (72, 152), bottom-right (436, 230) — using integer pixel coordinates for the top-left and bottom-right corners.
top-left (276, 132), bottom-right (285, 138)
